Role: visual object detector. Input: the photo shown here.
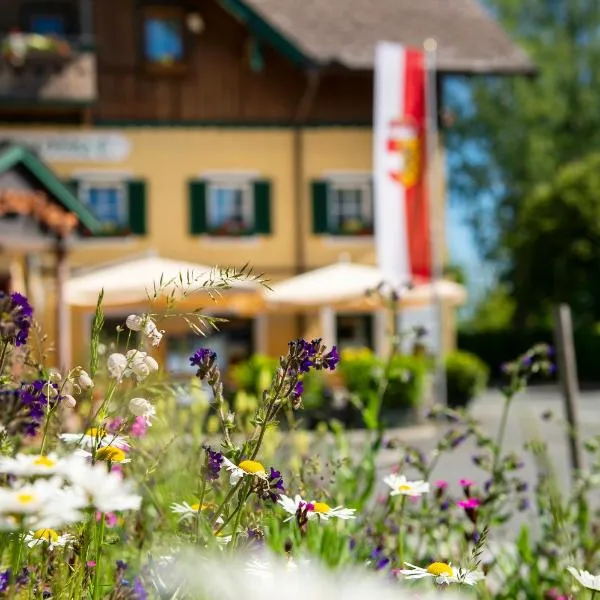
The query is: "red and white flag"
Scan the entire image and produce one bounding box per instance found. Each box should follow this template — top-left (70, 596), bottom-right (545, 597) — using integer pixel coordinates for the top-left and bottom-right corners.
top-left (373, 42), bottom-right (431, 284)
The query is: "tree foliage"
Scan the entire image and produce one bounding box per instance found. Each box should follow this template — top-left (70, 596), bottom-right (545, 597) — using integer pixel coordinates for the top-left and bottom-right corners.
top-left (510, 153), bottom-right (600, 325)
top-left (446, 0), bottom-right (600, 292)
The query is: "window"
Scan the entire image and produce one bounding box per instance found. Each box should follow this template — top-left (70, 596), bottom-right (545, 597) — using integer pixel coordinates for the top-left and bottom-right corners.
top-left (312, 176), bottom-right (374, 236)
top-left (142, 6), bottom-right (185, 71)
top-left (69, 176), bottom-right (148, 237)
top-left (336, 314), bottom-right (374, 351)
top-left (208, 184), bottom-right (253, 236)
top-left (30, 14), bottom-right (66, 36)
top-left (81, 183), bottom-right (128, 232)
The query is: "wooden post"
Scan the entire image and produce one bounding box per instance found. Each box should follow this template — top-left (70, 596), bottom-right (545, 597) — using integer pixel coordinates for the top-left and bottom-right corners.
top-left (553, 304), bottom-right (583, 474)
top-left (55, 241), bottom-right (71, 370)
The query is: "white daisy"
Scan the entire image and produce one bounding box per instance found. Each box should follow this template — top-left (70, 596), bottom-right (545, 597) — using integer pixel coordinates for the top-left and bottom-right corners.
top-left (399, 562), bottom-right (484, 585)
top-left (278, 494), bottom-right (356, 522)
top-left (567, 566), bottom-right (600, 591)
top-left (77, 446), bottom-right (131, 464)
top-left (170, 501), bottom-right (215, 521)
top-left (64, 460), bottom-right (141, 513)
top-left (0, 478), bottom-right (86, 530)
top-left (60, 427), bottom-right (129, 451)
top-left (222, 458), bottom-right (268, 485)
top-left (0, 453), bottom-right (64, 476)
top-left (383, 474), bottom-right (430, 497)
top-left (24, 528), bottom-right (73, 551)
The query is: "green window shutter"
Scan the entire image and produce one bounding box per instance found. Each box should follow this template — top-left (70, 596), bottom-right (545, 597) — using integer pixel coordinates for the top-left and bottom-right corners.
top-left (311, 180), bottom-right (329, 234)
top-left (127, 180), bottom-right (147, 235)
top-left (188, 180), bottom-right (207, 235)
top-left (63, 178), bottom-right (80, 198)
top-left (253, 179), bottom-right (272, 234)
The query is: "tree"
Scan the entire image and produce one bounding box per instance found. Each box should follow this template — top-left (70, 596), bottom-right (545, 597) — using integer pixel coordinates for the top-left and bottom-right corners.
top-left (509, 153), bottom-right (600, 326)
top-left (446, 0), bottom-right (600, 322)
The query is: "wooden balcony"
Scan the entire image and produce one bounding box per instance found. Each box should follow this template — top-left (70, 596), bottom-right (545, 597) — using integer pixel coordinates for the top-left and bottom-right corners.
top-left (0, 36), bottom-right (96, 105)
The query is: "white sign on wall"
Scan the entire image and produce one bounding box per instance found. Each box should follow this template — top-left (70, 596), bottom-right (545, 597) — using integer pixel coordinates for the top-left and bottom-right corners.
top-left (0, 131), bottom-right (132, 163)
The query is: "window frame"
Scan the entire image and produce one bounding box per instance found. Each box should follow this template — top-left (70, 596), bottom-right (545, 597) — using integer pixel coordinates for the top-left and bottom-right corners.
top-left (141, 5), bottom-right (187, 75)
top-left (78, 178), bottom-right (129, 235)
top-left (206, 180), bottom-right (255, 237)
top-left (326, 174), bottom-right (373, 236)
top-left (20, 2), bottom-right (77, 37)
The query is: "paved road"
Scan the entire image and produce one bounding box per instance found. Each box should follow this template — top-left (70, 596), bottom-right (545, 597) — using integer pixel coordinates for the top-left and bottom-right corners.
top-left (371, 385), bottom-right (600, 537)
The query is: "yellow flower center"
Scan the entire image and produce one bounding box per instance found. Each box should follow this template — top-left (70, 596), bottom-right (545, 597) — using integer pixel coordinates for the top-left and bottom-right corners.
top-left (85, 428), bottom-right (106, 439)
top-left (238, 460), bottom-right (265, 475)
top-left (312, 502), bottom-right (331, 514)
top-left (17, 493), bottom-right (36, 505)
top-left (399, 484), bottom-right (413, 492)
top-left (33, 528), bottom-right (58, 543)
top-left (190, 502), bottom-right (214, 512)
top-left (33, 456), bottom-right (56, 468)
top-left (96, 446), bottom-right (127, 462)
top-left (426, 562), bottom-right (453, 577)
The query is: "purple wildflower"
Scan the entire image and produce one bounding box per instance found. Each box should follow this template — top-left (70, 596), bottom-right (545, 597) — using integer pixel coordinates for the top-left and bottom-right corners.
top-left (0, 291), bottom-right (33, 347)
top-left (376, 557), bottom-right (390, 570)
top-left (292, 380), bottom-right (304, 399)
top-left (293, 338), bottom-right (340, 374)
top-left (116, 560), bottom-right (128, 572)
top-left (204, 446), bottom-right (223, 481)
top-left (268, 467), bottom-right (285, 501)
top-left (189, 348), bottom-right (217, 379)
top-left (0, 570), bottom-right (8, 593)
top-left (322, 346), bottom-right (340, 370)
top-left (133, 577), bottom-right (148, 600)
top-left (18, 380), bottom-right (62, 436)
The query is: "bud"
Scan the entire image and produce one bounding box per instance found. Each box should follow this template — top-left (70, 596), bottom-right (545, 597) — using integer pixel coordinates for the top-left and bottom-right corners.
top-left (77, 369), bottom-right (94, 390)
top-left (144, 355), bottom-right (159, 373)
top-left (48, 368), bottom-right (62, 383)
top-left (129, 397), bottom-right (156, 422)
top-left (126, 314), bottom-right (144, 332)
top-left (107, 353), bottom-right (128, 381)
top-left (63, 394), bottom-right (77, 408)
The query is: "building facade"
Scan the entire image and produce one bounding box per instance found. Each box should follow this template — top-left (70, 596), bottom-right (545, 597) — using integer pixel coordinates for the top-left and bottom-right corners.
top-left (0, 0), bottom-right (533, 370)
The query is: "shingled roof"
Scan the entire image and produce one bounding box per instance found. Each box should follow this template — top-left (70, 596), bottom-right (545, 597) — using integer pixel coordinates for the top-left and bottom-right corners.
top-left (236, 0), bottom-right (534, 74)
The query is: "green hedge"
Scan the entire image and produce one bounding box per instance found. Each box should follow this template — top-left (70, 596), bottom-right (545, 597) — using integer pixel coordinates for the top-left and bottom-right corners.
top-left (457, 329), bottom-right (600, 383)
top-left (445, 351), bottom-right (489, 408)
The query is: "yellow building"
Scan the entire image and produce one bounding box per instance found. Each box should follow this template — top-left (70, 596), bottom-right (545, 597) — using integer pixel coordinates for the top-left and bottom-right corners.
top-left (0, 0), bottom-right (532, 371)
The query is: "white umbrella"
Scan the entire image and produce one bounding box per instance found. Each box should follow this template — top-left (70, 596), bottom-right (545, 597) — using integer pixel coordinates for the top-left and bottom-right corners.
top-left (268, 263), bottom-right (401, 307)
top-left (66, 255), bottom-right (260, 308)
top-left (267, 262), bottom-right (466, 309)
top-left (402, 279), bottom-right (467, 308)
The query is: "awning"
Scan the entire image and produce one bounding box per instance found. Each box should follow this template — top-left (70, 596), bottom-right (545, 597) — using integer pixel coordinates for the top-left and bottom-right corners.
top-left (65, 254), bottom-right (263, 312)
top-left (267, 262), bottom-right (467, 310)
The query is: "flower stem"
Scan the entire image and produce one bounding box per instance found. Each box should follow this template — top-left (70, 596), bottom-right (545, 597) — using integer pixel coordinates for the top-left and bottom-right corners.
top-left (230, 480), bottom-right (252, 548)
top-left (397, 495), bottom-right (407, 569)
top-left (0, 340), bottom-right (9, 377)
top-left (210, 479), bottom-right (243, 528)
top-left (195, 457), bottom-right (209, 545)
top-left (92, 513), bottom-right (106, 600)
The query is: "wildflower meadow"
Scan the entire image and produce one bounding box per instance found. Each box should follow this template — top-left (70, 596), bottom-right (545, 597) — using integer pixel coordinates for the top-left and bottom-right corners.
top-left (0, 269), bottom-right (599, 599)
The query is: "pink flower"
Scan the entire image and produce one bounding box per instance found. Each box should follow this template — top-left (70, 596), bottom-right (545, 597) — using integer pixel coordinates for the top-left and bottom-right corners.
top-left (130, 415), bottom-right (148, 438)
top-left (95, 511), bottom-right (118, 528)
top-left (457, 497), bottom-right (480, 509)
top-left (87, 561), bottom-right (96, 568)
top-left (110, 463), bottom-right (124, 478)
top-left (106, 417), bottom-right (124, 434)
top-left (434, 480), bottom-right (448, 489)
top-left (459, 478), bottom-right (474, 488)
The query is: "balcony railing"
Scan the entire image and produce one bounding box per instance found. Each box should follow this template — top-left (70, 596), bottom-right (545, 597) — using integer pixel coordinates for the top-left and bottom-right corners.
top-left (0, 33), bottom-right (96, 104)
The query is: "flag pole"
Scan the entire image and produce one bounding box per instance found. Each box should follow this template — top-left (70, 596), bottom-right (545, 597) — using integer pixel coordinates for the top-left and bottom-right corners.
top-left (424, 38), bottom-right (447, 407)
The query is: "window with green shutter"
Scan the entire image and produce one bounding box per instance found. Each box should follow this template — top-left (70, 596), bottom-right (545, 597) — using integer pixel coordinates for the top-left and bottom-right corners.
top-left (127, 179), bottom-right (147, 235)
top-left (192, 176), bottom-right (271, 238)
top-left (312, 176), bottom-right (374, 236)
top-left (311, 180), bottom-right (329, 234)
top-left (253, 179), bottom-right (272, 234)
top-left (188, 179), bottom-right (207, 235)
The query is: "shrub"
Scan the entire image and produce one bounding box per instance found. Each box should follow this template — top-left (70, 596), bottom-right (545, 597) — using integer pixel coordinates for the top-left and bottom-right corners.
top-left (337, 347), bottom-right (382, 394)
top-left (230, 354), bottom-right (278, 394)
top-left (382, 354), bottom-right (429, 410)
top-left (445, 350), bottom-right (489, 408)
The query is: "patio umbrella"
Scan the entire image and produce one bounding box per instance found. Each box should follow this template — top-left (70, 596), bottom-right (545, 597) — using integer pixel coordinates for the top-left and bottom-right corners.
top-left (266, 262), bottom-right (466, 310)
top-left (65, 254), bottom-right (263, 312)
